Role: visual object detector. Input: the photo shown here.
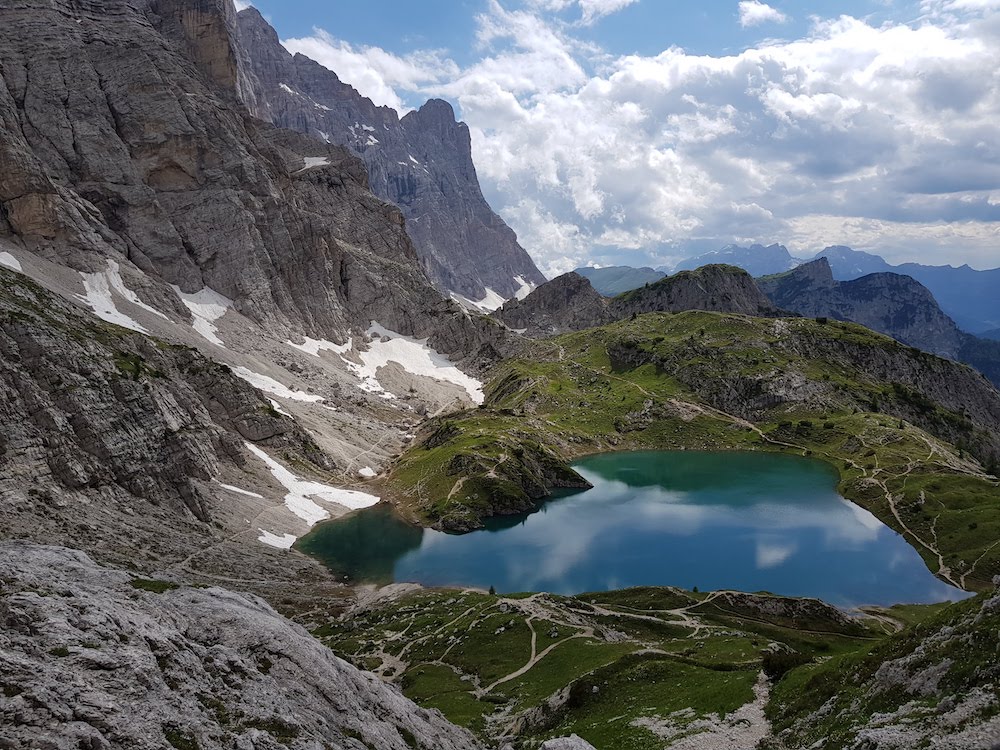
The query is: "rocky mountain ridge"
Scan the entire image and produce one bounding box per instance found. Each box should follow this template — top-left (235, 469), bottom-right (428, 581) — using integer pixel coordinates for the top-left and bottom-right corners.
top-left (494, 265), bottom-right (782, 337)
top-left (759, 259), bottom-right (966, 358)
top-left (759, 258), bottom-right (1000, 388)
top-left (0, 0), bottom-right (523, 596)
top-left (493, 271), bottom-right (615, 336)
top-left (234, 6), bottom-right (546, 303)
top-left (0, 541), bottom-right (484, 750)
top-left (0, 0), bottom-right (512, 361)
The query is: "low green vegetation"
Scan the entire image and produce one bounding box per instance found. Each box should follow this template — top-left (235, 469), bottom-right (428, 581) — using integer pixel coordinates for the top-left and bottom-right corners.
top-left (386, 311), bottom-right (1000, 590)
top-left (765, 591), bottom-right (1000, 748)
top-left (130, 578), bottom-right (180, 593)
top-left (312, 586), bottom-right (886, 747)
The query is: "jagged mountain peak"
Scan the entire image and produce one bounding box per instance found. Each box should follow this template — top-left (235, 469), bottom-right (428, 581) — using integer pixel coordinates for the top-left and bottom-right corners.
top-left (612, 264), bottom-right (783, 318)
top-left (234, 11), bottom-right (546, 302)
top-left (493, 272), bottom-right (614, 336)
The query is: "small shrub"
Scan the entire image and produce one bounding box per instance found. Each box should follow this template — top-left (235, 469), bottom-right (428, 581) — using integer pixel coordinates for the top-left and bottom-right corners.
top-left (130, 578), bottom-right (179, 594)
top-left (762, 650), bottom-right (812, 680)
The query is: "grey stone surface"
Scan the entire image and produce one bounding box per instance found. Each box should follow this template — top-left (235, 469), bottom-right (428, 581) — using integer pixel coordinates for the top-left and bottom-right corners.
top-left (493, 272), bottom-right (614, 336)
top-left (0, 266), bottom-right (332, 577)
top-left (235, 6), bottom-right (546, 302)
top-left (492, 265), bottom-right (781, 339)
top-left (540, 736), bottom-right (598, 750)
top-left (0, 541), bottom-right (484, 750)
top-left (759, 258), bottom-right (965, 358)
top-left (0, 0), bottom-right (513, 365)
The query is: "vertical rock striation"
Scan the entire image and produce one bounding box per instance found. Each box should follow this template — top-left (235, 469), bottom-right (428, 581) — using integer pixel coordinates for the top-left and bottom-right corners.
top-left (234, 6), bottom-right (546, 301)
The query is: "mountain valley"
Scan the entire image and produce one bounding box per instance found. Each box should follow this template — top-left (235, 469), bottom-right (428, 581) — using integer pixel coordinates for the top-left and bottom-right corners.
top-left (0, 1), bottom-right (998, 749)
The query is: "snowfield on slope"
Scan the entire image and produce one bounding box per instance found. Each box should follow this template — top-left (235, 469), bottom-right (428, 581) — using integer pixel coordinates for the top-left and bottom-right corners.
top-left (232, 366), bottom-right (325, 403)
top-left (173, 286), bottom-right (233, 347)
top-left (353, 323), bottom-right (484, 404)
top-left (288, 326), bottom-right (484, 404)
top-left (0, 251), bottom-right (22, 272)
top-left (246, 443), bottom-right (380, 548)
top-left (77, 260), bottom-right (167, 333)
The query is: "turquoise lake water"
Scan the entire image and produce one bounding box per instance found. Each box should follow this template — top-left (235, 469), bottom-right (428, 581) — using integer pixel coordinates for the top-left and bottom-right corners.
top-left (298, 451), bottom-right (970, 607)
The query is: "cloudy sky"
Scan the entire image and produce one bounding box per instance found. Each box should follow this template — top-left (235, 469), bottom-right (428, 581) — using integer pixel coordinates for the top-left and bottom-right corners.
top-left (243, 0), bottom-right (1000, 275)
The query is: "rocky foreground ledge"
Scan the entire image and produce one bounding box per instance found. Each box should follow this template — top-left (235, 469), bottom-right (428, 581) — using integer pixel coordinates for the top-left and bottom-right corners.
top-left (0, 541), bottom-right (482, 750)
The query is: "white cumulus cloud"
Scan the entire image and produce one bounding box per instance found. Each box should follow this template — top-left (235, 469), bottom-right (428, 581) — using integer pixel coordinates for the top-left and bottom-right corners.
top-left (281, 1), bottom-right (1000, 271)
top-left (738, 1), bottom-right (788, 27)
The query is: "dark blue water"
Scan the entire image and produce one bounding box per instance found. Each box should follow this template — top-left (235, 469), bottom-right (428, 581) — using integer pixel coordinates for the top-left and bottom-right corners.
top-left (298, 451), bottom-right (970, 607)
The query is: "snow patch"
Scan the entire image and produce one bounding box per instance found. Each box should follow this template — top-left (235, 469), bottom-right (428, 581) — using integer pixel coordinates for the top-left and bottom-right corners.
top-left (232, 366), bottom-right (324, 403)
top-left (0, 252), bottom-right (22, 273)
top-left (298, 156), bottom-right (330, 172)
top-left (513, 275), bottom-right (535, 300)
top-left (287, 336), bottom-right (352, 358)
top-left (245, 443), bottom-right (380, 529)
top-left (269, 398), bottom-right (293, 418)
top-left (451, 287), bottom-right (507, 313)
top-left (349, 323), bottom-right (484, 404)
top-left (279, 83), bottom-right (298, 95)
top-left (257, 529), bottom-right (296, 549)
top-left (77, 260), bottom-right (166, 333)
top-left (216, 481), bottom-right (263, 499)
top-left (172, 285), bottom-right (232, 347)
top-left (408, 155), bottom-right (420, 165)
top-left (358, 466), bottom-right (377, 478)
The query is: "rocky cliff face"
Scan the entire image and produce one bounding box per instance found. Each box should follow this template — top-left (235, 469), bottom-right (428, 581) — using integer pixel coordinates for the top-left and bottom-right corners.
top-left (491, 265), bottom-right (783, 339)
top-left (493, 272), bottom-right (614, 336)
top-left (760, 259), bottom-right (1000, 388)
top-left (610, 265), bottom-right (783, 319)
top-left (0, 541), bottom-right (484, 750)
top-left (0, 0), bottom-right (526, 591)
top-left (0, 265), bottom-right (344, 584)
top-left (234, 7), bottom-right (546, 302)
top-left (0, 0), bottom-right (509, 363)
top-left (759, 259), bottom-right (965, 358)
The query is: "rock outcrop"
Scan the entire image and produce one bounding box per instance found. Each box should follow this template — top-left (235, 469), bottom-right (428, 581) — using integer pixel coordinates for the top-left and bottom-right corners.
top-left (0, 541), bottom-right (484, 750)
top-left (759, 259), bottom-right (965, 358)
top-left (610, 265), bottom-right (783, 318)
top-left (493, 272), bottom-right (614, 336)
top-left (235, 6), bottom-right (546, 302)
top-left (0, 0), bottom-right (510, 364)
top-left (0, 266), bottom-right (335, 579)
top-left (492, 266), bottom-right (784, 339)
top-left (764, 586), bottom-right (1000, 749)
top-left (759, 259), bottom-right (1000, 387)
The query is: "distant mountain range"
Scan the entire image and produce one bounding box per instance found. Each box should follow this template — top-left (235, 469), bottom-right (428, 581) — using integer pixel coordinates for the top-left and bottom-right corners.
top-left (577, 244), bottom-right (1000, 334)
top-left (575, 266), bottom-right (666, 296)
top-left (759, 259), bottom-right (1000, 387)
top-left (673, 243), bottom-right (801, 277)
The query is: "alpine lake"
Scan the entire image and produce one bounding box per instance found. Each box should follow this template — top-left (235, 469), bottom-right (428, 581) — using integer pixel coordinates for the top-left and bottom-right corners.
top-left (297, 451), bottom-right (970, 607)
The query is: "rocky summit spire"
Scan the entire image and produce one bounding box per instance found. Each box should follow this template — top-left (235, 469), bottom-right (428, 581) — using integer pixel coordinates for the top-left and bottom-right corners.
top-left (234, 8), bottom-right (547, 303)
